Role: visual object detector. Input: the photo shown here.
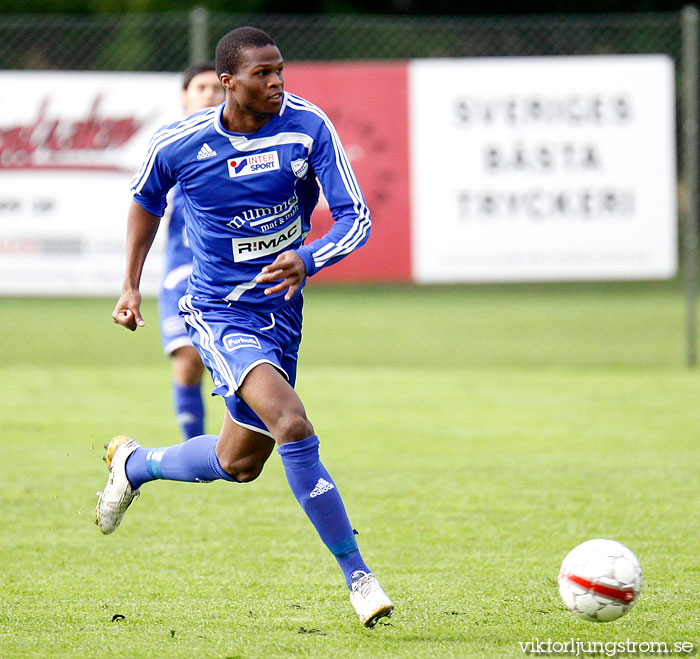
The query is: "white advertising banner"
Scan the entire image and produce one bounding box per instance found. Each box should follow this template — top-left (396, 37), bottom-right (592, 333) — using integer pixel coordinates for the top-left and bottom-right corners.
top-left (409, 55), bottom-right (677, 283)
top-left (0, 71), bottom-right (181, 295)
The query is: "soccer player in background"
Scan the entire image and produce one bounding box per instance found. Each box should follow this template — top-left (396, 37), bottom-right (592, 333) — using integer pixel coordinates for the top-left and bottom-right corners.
top-left (95, 26), bottom-right (394, 628)
top-left (159, 63), bottom-right (225, 440)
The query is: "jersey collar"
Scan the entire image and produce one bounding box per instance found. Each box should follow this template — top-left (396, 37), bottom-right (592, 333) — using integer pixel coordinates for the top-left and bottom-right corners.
top-left (214, 95), bottom-right (286, 143)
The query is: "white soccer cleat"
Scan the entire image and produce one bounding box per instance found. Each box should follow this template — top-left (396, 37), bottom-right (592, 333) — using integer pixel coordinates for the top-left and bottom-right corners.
top-left (95, 435), bottom-right (141, 535)
top-left (349, 571), bottom-right (394, 628)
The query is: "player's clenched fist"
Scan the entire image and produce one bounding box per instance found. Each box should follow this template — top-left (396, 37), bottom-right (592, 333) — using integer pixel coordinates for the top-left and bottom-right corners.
top-left (112, 289), bottom-right (145, 331)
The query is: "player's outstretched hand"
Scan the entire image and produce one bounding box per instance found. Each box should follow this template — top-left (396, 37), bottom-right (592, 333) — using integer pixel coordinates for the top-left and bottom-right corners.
top-left (112, 288), bottom-right (145, 331)
top-left (258, 250), bottom-right (306, 301)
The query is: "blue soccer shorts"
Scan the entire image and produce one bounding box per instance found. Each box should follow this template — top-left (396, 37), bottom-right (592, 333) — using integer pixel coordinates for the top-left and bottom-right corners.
top-left (178, 293), bottom-right (303, 437)
top-left (158, 272), bottom-right (193, 355)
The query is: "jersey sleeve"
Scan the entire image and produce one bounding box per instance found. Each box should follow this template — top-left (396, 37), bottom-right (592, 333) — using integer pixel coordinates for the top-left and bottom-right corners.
top-left (295, 114), bottom-right (371, 277)
top-left (129, 128), bottom-right (177, 217)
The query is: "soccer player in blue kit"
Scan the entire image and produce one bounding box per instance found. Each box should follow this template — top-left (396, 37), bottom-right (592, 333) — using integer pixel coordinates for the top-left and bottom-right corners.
top-left (159, 62), bottom-right (225, 441)
top-left (95, 26), bottom-right (394, 628)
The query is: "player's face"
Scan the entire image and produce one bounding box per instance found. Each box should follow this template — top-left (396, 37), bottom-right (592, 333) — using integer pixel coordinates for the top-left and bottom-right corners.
top-left (182, 70), bottom-right (225, 115)
top-left (225, 45), bottom-right (285, 119)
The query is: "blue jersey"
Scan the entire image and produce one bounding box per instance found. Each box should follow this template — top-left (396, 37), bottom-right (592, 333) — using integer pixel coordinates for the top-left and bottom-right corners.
top-left (131, 93), bottom-right (371, 311)
top-left (161, 184), bottom-right (193, 292)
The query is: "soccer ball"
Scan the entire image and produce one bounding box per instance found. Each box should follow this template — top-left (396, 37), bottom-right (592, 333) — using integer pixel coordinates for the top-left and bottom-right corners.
top-left (557, 538), bottom-right (642, 622)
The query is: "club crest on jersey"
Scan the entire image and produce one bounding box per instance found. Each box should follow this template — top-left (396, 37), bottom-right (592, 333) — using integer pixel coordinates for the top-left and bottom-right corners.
top-left (222, 333), bottom-right (262, 352)
top-left (227, 151), bottom-right (279, 178)
top-left (231, 217), bottom-right (301, 262)
top-left (291, 158), bottom-right (309, 179)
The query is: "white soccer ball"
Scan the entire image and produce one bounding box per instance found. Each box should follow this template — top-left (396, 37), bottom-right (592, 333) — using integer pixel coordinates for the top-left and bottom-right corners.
top-left (557, 538), bottom-right (642, 622)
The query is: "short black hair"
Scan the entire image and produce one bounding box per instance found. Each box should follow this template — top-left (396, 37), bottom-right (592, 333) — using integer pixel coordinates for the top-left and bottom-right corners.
top-left (215, 27), bottom-right (277, 76)
top-left (182, 62), bottom-right (216, 91)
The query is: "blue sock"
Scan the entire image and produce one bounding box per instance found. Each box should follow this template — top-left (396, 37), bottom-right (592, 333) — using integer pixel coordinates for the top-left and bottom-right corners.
top-left (173, 382), bottom-right (205, 441)
top-left (278, 435), bottom-right (369, 587)
top-left (125, 434), bottom-right (237, 490)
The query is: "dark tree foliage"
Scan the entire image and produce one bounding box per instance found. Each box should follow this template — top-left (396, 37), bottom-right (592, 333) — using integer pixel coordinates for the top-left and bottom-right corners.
top-left (0, 0), bottom-right (690, 15)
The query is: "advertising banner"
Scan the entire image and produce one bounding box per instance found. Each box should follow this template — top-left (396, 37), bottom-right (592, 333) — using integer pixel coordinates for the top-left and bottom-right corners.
top-left (0, 71), bottom-right (179, 295)
top-left (286, 61), bottom-right (412, 282)
top-left (409, 56), bottom-right (677, 282)
top-left (0, 57), bottom-right (679, 295)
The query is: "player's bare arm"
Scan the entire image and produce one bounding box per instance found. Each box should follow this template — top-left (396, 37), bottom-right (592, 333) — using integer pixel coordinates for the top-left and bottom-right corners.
top-left (257, 250), bottom-right (306, 300)
top-left (112, 200), bottom-right (161, 331)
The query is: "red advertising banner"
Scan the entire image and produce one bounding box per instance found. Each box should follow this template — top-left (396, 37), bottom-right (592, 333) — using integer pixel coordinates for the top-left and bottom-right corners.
top-left (285, 61), bottom-right (411, 282)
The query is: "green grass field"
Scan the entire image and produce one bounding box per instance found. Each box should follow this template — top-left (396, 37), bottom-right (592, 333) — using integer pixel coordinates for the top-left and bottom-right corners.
top-left (1, 283), bottom-right (699, 657)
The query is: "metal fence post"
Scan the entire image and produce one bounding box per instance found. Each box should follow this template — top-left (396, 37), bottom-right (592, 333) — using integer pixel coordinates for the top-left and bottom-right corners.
top-left (189, 7), bottom-right (209, 65)
top-left (681, 5), bottom-right (699, 367)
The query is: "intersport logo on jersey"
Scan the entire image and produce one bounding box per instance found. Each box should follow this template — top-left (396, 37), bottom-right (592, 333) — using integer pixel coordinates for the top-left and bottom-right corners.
top-left (232, 217), bottom-right (301, 262)
top-left (227, 151), bottom-right (279, 178)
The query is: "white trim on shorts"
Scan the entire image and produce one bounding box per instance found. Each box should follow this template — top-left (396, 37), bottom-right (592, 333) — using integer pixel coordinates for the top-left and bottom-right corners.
top-left (226, 408), bottom-right (274, 439)
top-left (239, 358), bottom-right (289, 388)
top-left (164, 335), bottom-right (194, 355)
top-left (224, 360), bottom-right (289, 439)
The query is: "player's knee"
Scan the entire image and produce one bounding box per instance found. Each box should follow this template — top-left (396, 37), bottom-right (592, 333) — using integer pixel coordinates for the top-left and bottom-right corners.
top-left (218, 453), bottom-right (266, 483)
top-left (274, 412), bottom-right (314, 444)
top-left (231, 465), bottom-right (264, 483)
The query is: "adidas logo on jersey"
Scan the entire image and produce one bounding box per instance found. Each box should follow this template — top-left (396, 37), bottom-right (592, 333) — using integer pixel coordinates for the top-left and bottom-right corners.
top-left (309, 477), bottom-right (335, 498)
top-left (196, 143), bottom-right (217, 160)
